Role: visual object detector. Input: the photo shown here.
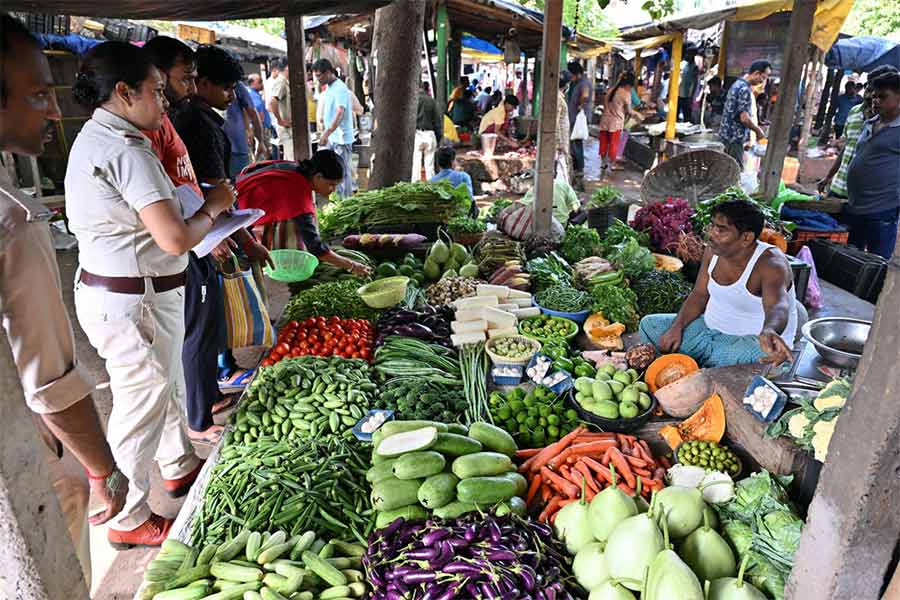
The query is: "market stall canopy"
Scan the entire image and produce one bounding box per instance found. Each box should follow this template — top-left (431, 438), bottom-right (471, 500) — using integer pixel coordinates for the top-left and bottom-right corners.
top-left (618, 0), bottom-right (853, 52)
top-left (462, 34), bottom-right (505, 63)
top-left (570, 33), bottom-right (675, 59)
top-left (178, 20), bottom-right (287, 53)
top-left (440, 0), bottom-right (572, 52)
top-left (825, 36), bottom-right (900, 72)
top-left (2, 0), bottom-right (390, 20)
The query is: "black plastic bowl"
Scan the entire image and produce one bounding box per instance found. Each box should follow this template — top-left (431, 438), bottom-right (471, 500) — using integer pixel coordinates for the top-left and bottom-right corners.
top-left (566, 388), bottom-right (658, 433)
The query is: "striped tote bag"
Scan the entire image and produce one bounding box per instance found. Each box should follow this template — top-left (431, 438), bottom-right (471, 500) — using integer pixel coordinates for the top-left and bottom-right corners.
top-left (220, 257), bottom-right (275, 349)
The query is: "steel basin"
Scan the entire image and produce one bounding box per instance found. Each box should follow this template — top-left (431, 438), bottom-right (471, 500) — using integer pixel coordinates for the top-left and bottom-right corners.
top-left (801, 317), bottom-right (871, 368)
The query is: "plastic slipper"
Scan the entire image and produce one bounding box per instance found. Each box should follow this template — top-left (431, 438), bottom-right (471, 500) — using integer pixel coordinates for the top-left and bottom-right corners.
top-left (188, 426), bottom-right (224, 446)
top-left (218, 368), bottom-right (254, 391)
top-left (212, 394), bottom-right (240, 415)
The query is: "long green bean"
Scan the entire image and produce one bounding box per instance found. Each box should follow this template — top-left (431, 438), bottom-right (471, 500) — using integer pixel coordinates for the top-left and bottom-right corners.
top-left (459, 342), bottom-right (491, 425)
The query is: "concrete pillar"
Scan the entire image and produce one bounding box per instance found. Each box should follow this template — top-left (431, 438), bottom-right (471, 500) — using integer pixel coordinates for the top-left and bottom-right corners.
top-left (0, 335), bottom-right (89, 599)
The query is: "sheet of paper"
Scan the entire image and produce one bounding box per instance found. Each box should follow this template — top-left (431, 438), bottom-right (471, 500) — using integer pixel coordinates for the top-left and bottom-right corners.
top-left (193, 208), bottom-right (265, 258)
top-left (176, 184), bottom-right (205, 219)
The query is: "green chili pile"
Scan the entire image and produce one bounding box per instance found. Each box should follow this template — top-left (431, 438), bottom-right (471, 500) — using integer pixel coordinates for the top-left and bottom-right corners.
top-left (283, 279), bottom-right (380, 322)
top-left (631, 270), bottom-right (694, 317)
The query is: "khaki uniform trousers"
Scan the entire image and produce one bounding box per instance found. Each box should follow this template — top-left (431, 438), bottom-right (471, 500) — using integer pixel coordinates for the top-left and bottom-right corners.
top-left (74, 277), bottom-right (199, 531)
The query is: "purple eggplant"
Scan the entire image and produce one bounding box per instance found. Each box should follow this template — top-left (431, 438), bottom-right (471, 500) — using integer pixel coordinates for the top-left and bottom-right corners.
top-left (421, 528), bottom-right (450, 547)
top-left (403, 570), bottom-right (437, 584)
top-left (406, 547), bottom-right (439, 561)
top-left (442, 561), bottom-right (482, 577)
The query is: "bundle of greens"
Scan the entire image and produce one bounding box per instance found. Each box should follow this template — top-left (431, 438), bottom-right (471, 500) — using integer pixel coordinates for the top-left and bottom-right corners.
top-left (560, 225), bottom-right (603, 264)
top-left (375, 377), bottom-right (467, 423)
top-left (598, 219), bottom-right (651, 256)
top-left (447, 215), bottom-right (486, 236)
top-left (318, 180), bottom-right (469, 236)
top-left (283, 279), bottom-right (380, 322)
top-left (693, 186), bottom-right (787, 234)
top-left (605, 237), bottom-right (656, 278)
top-left (715, 470), bottom-right (803, 600)
top-left (483, 198), bottom-right (516, 223)
top-left (590, 284), bottom-right (640, 332)
top-left (587, 184), bottom-right (625, 208)
top-left (526, 252), bottom-right (573, 292)
top-left (631, 270), bottom-right (694, 316)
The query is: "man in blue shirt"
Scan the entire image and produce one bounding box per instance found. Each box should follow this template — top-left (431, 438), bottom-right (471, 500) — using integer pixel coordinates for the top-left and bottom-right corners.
top-left (844, 72), bottom-right (900, 259)
top-left (223, 81), bottom-right (265, 178)
top-left (247, 73), bottom-right (274, 159)
top-left (719, 60), bottom-right (770, 168)
top-left (431, 147), bottom-right (477, 217)
top-left (834, 81), bottom-right (862, 139)
top-left (312, 58), bottom-right (355, 198)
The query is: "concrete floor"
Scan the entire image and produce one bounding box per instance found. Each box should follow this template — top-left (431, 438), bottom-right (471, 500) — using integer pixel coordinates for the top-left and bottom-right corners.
top-left (54, 249), bottom-right (291, 599)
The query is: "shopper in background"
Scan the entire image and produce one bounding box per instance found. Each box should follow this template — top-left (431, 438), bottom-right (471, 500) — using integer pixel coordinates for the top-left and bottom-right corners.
top-left (66, 41), bottom-right (233, 547)
top-left (719, 60), bottom-right (770, 168)
top-left (478, 93), bottom-right (520, 150)
top-left (248, 73), bottom-right (274, 160)
top-left (834, 81), bottom-right (862, 139)
top-left (557, 72), bottom-right (572, 184)
top-left (566, 61), bottom-right (593, 179)
top-left (0, 14), bottom-right (127, 578)
top-left (678, 50), bottom-right (698, 122)
top-left (842, 72), bottom-right (900, 259)
top-left (223, 79), bottom-right (266, 178)
top-left (312, 58), bottom-right (356, 198)
top-left (476, 85), bottom-right (492, 113)
top-left (431, 146), bottom-right (475, 212)
top-left (598, 72), bottom-right (640, 174)
top-left (267, 57), bottom-right (293, 160)
top-left (413, 80), bottom-right (442, 181)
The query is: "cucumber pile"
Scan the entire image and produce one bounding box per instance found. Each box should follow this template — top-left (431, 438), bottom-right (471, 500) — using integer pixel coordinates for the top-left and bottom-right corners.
top-left (367, 420), bottom-right (527, 526)
top-left (138, 531), bottom-right (368, 600)
top-left (233, 356), bottom-right (377, 444)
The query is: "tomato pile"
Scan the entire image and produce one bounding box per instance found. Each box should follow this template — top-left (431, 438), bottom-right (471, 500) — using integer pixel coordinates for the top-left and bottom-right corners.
top-left (262, 317), bottom-right (374, 367)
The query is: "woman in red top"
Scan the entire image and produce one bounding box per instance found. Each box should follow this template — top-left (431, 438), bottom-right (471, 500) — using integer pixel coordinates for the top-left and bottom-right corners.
top-left (237, 150), bottom-right (371, 277)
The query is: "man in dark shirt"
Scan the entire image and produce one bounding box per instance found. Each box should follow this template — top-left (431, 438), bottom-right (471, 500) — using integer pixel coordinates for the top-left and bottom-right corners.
top-left (413, 81), bottom-right (443, 180)
top-left (844, 72), bottom-right (900, 259)
top-left (719, 60), bottom-right (770, 167)
top-left (834, 81), bottom-right (862, 138)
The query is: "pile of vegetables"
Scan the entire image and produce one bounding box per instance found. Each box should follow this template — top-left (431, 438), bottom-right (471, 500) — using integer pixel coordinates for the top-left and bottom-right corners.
top-left (318, 180), bottom-right (469, 236)
top-left (374, 305), bottom-right (453, 348)
top-left (519, 314), bottom-right (578, 341)
top-left (486, 259), bottom-right (531, 290)
top-left (446, 215), bottom-right (486, 236)
top-left (766, 377), bottom-right (851, 462)
top-left (573, 256), bottom-right (616, 287)
top-left (373, 336), bottom-right (462, 385)
top-left (372, 253), bottom-right (427, 287)
top-left (138, 533), bottom-right (368, 600)
top-left (598, 219), bottom-right (650, 257)
top-left (288, 248), bottom-right (373, 295)
top-left (573, 364), bottom-right (653, 420)
top-left (632, 197), bottom-right (695, 253)
top-left (472, 232), bottom-right (526, 277)
top-left (587, 184), bottom-right (624, 208)
top-left (693, 186), bottom-right (787, 234)
top-left (262, 317), bottom-right (374, 367)
top-left (560, 225), bottom-right (603, 264)
top-left (425, 276), bottom-right (479, 306)
top-left (589, 284), bottom-right (640, 333)
top-left (525, 252), bottom-right (573, 292)
top-left (235, 356), bottom-right (377, 444)
top-left (459, 342), bottom-right (491, 424)
top-left (676, 440), bottom-right (741, 477)
top-left (605, 237), bottom-right (656, 279)
top-left (489, 386), bottom-right (581, 447)
top-left (283, 279), bottom-right (380, 322)
top-left (631, 270), bottom-right (694, 317)
top-left (375, 378), bottom-right (467, 423)
top-left (363, 513), bottom-right (582, 599)
top-left (535, 285), bottom-right (593, 313)
top-left (424, 230), bottom-right (479, 280)
top-left (343, 232), bottom-right (427, 252)
top-left (368, 420), bottom-right (522, 525)
top-left (191, 437), bottom-right (373, 546)
top-left (676, 231), bottom-right (707, 264)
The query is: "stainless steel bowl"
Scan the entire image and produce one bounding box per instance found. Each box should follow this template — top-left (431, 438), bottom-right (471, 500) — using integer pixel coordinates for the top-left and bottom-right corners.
top-left (801, 317), bottom-right (871, 368)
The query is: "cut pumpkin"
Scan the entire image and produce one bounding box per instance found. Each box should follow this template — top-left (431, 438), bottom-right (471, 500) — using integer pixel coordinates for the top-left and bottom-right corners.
top-left (658, 393), bottom-right (726, 449)
top-left (760, 228), bottom-right (788, 253)
top-left (644, 353), bottom-right (699, 393)
top-left (652, 253), bottom-right (684, 272)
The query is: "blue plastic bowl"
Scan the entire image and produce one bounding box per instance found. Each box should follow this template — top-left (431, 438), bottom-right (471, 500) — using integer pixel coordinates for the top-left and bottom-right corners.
top-left (352, 409), bottom-right (395, 442)
top-left (536, 303), bottom-right (591, 326)
top-left (742, 376), bottom-right (789, 423)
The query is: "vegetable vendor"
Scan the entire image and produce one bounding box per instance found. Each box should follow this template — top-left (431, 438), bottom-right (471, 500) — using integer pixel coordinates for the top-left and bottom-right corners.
top-left (478, 93), bottom-right (521, 150)
top-left (235, 150), bottom-right (372, 277)
top-left (639, 199), bottom-right (797, 368)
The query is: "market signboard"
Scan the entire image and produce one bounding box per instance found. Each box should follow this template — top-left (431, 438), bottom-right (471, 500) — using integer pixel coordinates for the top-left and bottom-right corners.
top-left (725, 11), bottom-right (791, 78)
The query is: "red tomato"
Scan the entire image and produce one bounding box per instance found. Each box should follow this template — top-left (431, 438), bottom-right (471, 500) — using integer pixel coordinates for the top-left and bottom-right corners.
top-left (261, 358), bottom-right (274, 367)
top-left (351, 352), bottom-right (362, 359)
top-left (288, 320), bottom-right (299, 329)
top-left (359, 347), bottom-right (371, 360)
top-left (323, 332), bottom-right (334, 342)
top-left (290, 348), bottom-right (303, 357)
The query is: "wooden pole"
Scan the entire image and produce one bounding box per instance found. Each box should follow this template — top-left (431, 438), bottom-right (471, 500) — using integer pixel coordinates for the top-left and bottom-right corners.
top-left (759, 0), bottom-right (817, 199)
top-left (717, 24), bottom-right (727, 80)
top-left (814, 66), bottom-right (836, 130)
top-left (818, 68), bottom-right (844, 145)
top-left (634, 49), bottom-right (642, 82)
top-left (797, 47), bottom-right (823, 176)
top-left (285, 16), bottom-right (311, 161)
top-left (532, 58), bottom-right (542, 116)
top-left (665, 32), bottom-right (684, 141)
top-left (435, 2), bottom-right (449, 113)
top-left (534, 0), bottom-right (563, 236)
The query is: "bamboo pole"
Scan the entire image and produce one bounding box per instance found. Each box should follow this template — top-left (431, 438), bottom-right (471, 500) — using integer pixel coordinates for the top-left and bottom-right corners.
top-left (665, 32), bottom-right (684, 141)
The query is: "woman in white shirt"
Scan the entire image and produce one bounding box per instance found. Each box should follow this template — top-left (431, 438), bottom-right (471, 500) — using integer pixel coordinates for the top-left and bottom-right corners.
top-left (66, 41), bottom-right (233, 548)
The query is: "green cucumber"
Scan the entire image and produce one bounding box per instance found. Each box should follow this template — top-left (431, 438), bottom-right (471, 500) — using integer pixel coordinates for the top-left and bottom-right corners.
top-left (445, 423), bottom-right (469, 435)
top-left (365, 460), bottom-right (398, 483)
top-left (245, 532), bottom-right (262, 562)
top-left (451, 452), bottom-right (514, 479)
top-left (319, 585), bottom-right (351, 599)
top-left (210, 562), bottom-right (265, 582)
top-left (467, 422), bottom-right (517, 457)
top-left (374, 504), bottom-right (429, 529)
top-left (328, 541), bottom-right (366, 558)
top-left (164, 565), bottom-right (210, 590)
top-left (150, 586), bottom-right (207, 600)
top-left (200, 581), bottom-right (262, 600)
top-left (417, 473), bottom-right (459, 509)
top-left (301, 551), bottom-right (347, 586)
top-left (376, 420), bottom-right (448, 440)
top-left (196, 544), bottom-right (218, 566)
top-left (456, 473), bottom-right (522, 505)
top-left (289, 531), bottom-right (316, 561)
top-left (433, 501), bottom-right (479, 519)
top-left (215, 530), bottom-right (252, 562)
top-left (371, 477), bottom-right (423, 511)
top-left (257, 542), bottom-right (294, 565)
top-left (392, 451), bottom-right (445, 480)
top-left (431, 433), bottom-right (483, 457)
top-left (375, 427), bottom-right (439, 457)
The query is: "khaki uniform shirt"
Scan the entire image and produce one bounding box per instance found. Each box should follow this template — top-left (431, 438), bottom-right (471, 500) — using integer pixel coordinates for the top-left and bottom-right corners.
top-left (270, 75), bottom-right (292, 141)
top-left (0, 164), bottom-right (94, 451)
top-left (65, 108), bottom-right (185, 278)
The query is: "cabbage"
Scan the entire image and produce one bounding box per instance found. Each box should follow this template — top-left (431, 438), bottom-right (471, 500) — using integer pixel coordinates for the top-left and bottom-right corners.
top-left (701, 471), bottom-right (736, 504)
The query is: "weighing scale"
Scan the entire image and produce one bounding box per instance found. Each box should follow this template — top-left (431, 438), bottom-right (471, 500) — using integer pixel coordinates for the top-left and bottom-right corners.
top-left (772, 340), bottom-right (856, 388)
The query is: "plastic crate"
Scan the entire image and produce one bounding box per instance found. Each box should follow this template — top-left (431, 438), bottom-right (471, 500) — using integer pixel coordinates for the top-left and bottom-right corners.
top-left (14, 13), bottom-right (70, 35)
top-left (805, 238), bottom-right (843, 276)
top-left (787, 228), bottom-right (848, 256)
top-left (587, 203), bottom-right (630, 235)
top-left (822, 246), bottom-right (887, 303)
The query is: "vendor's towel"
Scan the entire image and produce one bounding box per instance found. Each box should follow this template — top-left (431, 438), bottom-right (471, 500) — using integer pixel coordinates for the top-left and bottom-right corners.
top-left (780, 206), bottom-right (844, 232)
top-left (220, 257), bottom-right (275, 349)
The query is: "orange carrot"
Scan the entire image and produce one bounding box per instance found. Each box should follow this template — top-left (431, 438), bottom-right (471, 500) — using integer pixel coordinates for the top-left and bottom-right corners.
top-left (541, 467), bottom-right (580, 499)
top-left (550, 509), bottom-right (561, 525)
top-left (621, 434), bottom-right (637, 443)
top-left (528, 426), bottom-right (587, 473)
top-left (539, 496), bottom-right (561, 522)
top-left (637, 439), bottom-right (655, 462)
top-left (604, 447), bottom-right (636, 489)
top-left (547, 448), bottom-right (573, 470)
top-left (525, 474), bottom-right (542, 506)
top-left (625, 454), bottom-right (649, 468)
top-left (570, 440), bottom-right (618, 455)
top-left (643, 477), bottom-right (664, 492)
top-left (632, 466), bottom-right (652, 478)
top-left (566, 456), bottom-right (578, 465)
top-left (582, 457), bottom-right (615, 486)
top-left (617, 482), bottom-right (636, 496)
top-left (574, 462), bottom-right (600, 493)
top-left (516, 448), bottom-right (542, 459)
top-left (541, 483), bottom-right (552, 502)
top-left (558, 498), bottom-right (577, 508)
top-left (574, 433), bottom-right (617, 443)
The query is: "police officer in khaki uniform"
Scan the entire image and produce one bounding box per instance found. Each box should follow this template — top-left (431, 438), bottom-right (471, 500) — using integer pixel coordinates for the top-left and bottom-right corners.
top-left (64, 41), bottom-right (234, 548)
top-left (0, 14), bottom-right (128, 581)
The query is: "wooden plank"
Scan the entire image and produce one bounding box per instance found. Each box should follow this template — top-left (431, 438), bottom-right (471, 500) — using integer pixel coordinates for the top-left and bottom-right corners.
top-left (759, 0), bottom-right (817, 199)
top-left (798, 48), bottom-right (823, 178)
top-left (665, 32), bottom-right (683, 141)
top-left (436, 1), bottom-right (449, 111)
top-left (285, 16), bottom-right (312, 161)
top-left (533, 0), bottom-right (563, 236)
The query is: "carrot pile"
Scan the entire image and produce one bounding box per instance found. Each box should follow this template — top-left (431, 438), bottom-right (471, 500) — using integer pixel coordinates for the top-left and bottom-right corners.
top-left (515, 426), bottom-right (671, 524)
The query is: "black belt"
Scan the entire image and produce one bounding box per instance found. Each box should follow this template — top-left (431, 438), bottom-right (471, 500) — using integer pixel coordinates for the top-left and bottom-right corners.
top-left (79, 269), bottom-right (186, 294)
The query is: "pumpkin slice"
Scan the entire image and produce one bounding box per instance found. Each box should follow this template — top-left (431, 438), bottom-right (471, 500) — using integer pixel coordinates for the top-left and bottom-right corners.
top-left (658, 394), bottom-right (726, 450)
top-left (644, 354), bottom-right (699, 393)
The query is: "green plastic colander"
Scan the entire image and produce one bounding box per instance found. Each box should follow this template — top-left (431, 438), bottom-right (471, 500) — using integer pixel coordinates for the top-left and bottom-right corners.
top-left (263, 249), bottom-right (319, 282)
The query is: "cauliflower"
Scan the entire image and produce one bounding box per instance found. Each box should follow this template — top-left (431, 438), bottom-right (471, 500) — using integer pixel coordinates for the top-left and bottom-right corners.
top-left (811, 418), bottom-right (838, 462)
top-left (814, 378), bottom-right (851, 411)
top-left (788, 413), bottom-right (811, 438)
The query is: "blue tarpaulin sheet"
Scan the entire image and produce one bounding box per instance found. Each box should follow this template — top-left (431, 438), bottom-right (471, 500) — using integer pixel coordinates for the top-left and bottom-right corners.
top-left (825, 36), bottom-right (900, 72)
